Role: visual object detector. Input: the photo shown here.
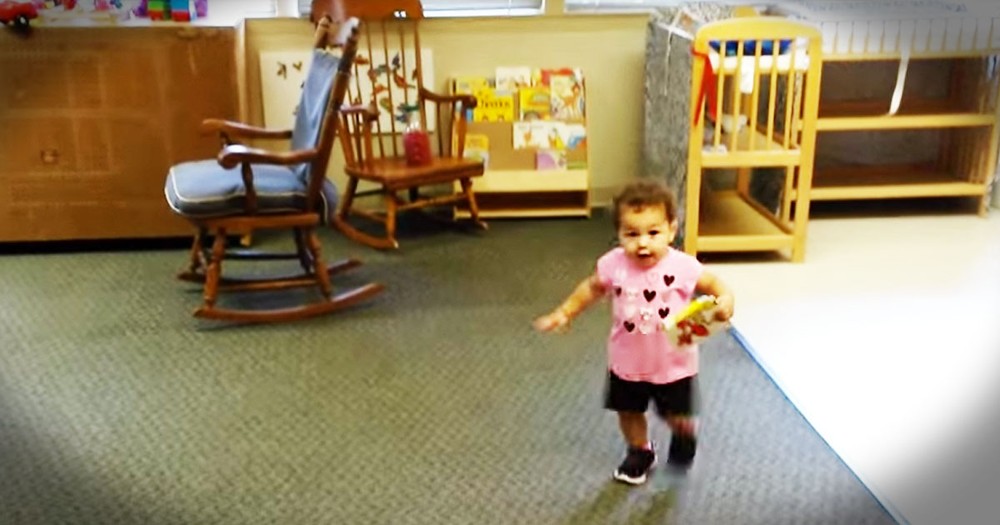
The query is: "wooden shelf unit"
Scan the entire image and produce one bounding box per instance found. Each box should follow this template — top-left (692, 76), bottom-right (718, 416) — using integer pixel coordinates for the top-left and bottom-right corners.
top-left (450, 67), bottom-right (591, 220)
top-left (666, 6), bottom-right (1000, 262)
top-left (453, 169), bottom-right (590, 219)
top-left (813, 56), bottom-right (1000, 211)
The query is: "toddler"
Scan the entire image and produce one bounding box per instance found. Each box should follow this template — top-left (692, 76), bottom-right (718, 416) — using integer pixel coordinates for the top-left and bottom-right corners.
top-left (534, 180), bottom-right (735, 485)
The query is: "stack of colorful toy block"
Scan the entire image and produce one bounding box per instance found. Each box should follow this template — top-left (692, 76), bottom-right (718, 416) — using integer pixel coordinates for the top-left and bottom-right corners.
top-left (170, 0), bottom-right (194, 22)
top-left (147, 0), bottom-right (168, 20)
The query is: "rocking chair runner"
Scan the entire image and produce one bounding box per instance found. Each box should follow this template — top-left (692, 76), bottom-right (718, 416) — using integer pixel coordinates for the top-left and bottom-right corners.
top-left (318, 0), bottom-right (487, 250)
top-left (163, 16), bottom-right (383, 323)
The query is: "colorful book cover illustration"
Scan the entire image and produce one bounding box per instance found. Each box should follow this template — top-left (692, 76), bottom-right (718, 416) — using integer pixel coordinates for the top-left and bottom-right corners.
top-left (662, 295), bottom-right (728, 347)
top-left (544, 68), bottom-right (586, 121)
top-left (452, 75), bottom-right (491, 95)
top-left (536, 150), bottom-right (567, 171)
top-left (563, 123), bottom-right (587, 150)
top-left (463, 133), bottom-right (490, 169)
top-left (452, 75), bottom-right (491, 120)
top-left (513, 121), bottom-right (567, 150)
top-left (495, 66), bottom-right (533, 92)
top-left (518, 87), bottom-right (552, 121)
top-left (473, 87), bottom-right (515, 122)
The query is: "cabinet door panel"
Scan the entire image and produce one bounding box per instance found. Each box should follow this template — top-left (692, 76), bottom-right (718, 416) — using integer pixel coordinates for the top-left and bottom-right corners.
top-left (0, 27), bottom-right (237, 242)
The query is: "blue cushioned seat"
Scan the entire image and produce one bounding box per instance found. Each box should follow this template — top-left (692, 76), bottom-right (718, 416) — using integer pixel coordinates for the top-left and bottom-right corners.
top-left (164, 160), bottom-right (338, 224)
top-left (164, 48), bottom-right (342, 224)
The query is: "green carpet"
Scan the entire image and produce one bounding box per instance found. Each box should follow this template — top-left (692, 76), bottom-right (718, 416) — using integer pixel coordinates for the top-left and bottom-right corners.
top-left (0, 211), bottom-right (894, 524)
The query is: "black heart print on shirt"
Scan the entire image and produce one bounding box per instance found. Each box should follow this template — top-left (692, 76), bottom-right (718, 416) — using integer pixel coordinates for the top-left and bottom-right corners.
top-left (643, 289), bottom-right (656, 302)
top-left (663, 275), bottom-right (675, 286)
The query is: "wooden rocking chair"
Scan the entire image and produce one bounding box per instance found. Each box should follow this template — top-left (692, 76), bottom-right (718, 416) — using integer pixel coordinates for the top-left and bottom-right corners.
top-left (163, 16), bottom-right (383, 323)
top-left (317, 0), bottom-right (486, 250)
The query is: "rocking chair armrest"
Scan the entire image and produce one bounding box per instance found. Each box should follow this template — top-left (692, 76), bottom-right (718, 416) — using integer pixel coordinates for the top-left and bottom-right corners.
top-left (339, 103), bottom-right (379, 120)
top-left (217, 144), bottom-right (318, 170)
top-left (201, 119), bottom-right (294, 141)
top-left (418, 87), bottom-right (478, 109)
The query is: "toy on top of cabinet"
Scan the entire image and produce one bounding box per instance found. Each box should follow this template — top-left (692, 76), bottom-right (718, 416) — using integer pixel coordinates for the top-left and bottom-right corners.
top-left (0, 1), bottom-right (40, 29)
top-left (169, 0), bottom-right (193, 21)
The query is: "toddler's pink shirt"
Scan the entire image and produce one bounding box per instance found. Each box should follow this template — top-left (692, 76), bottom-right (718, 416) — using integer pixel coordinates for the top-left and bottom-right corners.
top-left (596, 247), bottom-right (704, 384)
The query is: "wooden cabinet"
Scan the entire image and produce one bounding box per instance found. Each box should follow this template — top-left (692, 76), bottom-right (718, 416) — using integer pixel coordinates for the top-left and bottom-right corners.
top-left (0, 26), bottom-right (237, 242)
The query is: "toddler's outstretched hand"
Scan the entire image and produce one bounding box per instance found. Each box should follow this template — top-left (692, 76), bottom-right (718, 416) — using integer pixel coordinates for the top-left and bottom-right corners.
top-left (533, 310), bottom-right (570, 333)
top-left (713, 294), bottom-right (735, 322)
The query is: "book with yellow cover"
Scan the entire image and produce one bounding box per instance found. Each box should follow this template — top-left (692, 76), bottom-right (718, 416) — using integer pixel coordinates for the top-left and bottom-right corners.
top-left (463, 133), bottom-right (490, 168)
top-left (452, 75), bottom-right (491, 95)
top-left (518, 86), bottom-right (551, 121)
top-left (452, 76), bottom-right (491, 120)
top-left (472, 87), bottom-right (515, 122)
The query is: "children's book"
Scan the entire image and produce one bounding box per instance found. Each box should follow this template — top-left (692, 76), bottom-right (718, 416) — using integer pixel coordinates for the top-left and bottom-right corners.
top-left (472, 87), bottom-right (515, 122)
top-left (452, 75), bottom-right (491, 95)
top-left (495, 66), bottom-right (533, 92)
top-left (513, 121), bottom-right (566, 150)
top-left (518, 87), bottom-right (552, 121)
top-left (452, 76), bottom-right (491, 120)
top-left (662, 295), bottom-right (728, 347)
top-left (539, 68), bottom-right (586, 121)
top-left (536, 150), bottom-right (566, 171)
top-left (563, 123), bottom-right (587, 151)
top-left (463, 134), bottom-right (490, 168)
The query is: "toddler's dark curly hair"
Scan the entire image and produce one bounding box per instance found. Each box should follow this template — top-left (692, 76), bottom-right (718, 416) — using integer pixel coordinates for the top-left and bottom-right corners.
top-left (611, 180), bottom-right (678, 230)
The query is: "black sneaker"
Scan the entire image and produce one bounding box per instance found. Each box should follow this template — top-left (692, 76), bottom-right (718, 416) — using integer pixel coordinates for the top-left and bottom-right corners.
top-left (667, 434), bottom-right (696, 469)
top-left (612, 444), bottom-right (657, 485)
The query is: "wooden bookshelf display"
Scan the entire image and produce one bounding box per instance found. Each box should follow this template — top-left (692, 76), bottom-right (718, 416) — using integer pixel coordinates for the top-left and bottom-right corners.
top-left (809, 57), bottom-right (1000, 211)
top-left (451, 69), bottom-right (591, 219)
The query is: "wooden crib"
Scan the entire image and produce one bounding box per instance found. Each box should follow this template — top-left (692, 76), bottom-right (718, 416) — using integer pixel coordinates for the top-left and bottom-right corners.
top-left (685, 16), bottom-right (823, 262)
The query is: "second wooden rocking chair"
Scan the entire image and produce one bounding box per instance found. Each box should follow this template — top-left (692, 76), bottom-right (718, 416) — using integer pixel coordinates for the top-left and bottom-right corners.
top-left (325, 0), bottom-right (487, 250)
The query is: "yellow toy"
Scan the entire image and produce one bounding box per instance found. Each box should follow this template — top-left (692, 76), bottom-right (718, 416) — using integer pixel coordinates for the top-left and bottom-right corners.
top-left (662, 295), bottom-right (726, 346)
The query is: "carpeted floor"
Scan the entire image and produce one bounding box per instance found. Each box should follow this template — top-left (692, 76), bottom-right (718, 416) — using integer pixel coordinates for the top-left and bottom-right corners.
top-left (0, 211), bottom-right (895, 524)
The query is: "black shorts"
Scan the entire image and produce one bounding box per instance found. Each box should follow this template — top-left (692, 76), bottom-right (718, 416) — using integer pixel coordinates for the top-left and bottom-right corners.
top-left (604, 370), bottom-right (697, 417)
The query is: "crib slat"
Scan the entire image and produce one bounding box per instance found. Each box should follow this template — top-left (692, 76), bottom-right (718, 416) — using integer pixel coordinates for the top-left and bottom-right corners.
top-left (766, 39), bottom-right (779, 146)
top-left (729, 40), bottom-right (746, 153)
top-left (748, 40), bottom-right (764, 152)
top-left (713, 42), bottom-right (725, 148)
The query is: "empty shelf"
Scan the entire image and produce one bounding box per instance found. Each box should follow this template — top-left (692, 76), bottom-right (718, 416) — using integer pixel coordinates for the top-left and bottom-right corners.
top-left (817, 100), bottom-right (995, 130)
top-left (696, 190), bottom-right (795, 252)
top-left (808, 164), bottom-right (991, 200)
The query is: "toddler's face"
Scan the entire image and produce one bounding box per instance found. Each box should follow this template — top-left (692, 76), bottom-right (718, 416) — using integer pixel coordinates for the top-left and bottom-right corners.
top-left (617, 204), bottom-right (676, 267)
